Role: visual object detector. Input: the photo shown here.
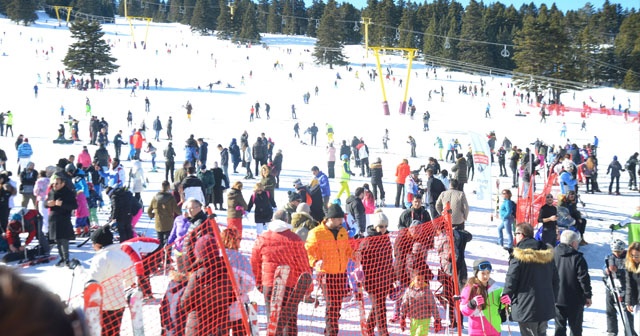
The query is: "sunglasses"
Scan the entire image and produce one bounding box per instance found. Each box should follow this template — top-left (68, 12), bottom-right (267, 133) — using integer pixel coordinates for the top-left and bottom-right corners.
top-left (477, 261), bottom-right (492, 272)
top-left (377, 225), bottom-right (388, 229)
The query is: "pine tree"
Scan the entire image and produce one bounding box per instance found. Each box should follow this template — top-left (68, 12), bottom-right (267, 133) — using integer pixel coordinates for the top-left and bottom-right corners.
top-left (62, 20), bottom-right (119, 82)
top-left (181, 0), bottom-right (196, 24)
top-left (457, 0), bottom-right (489, 66)
top-left (622, 69), bottom-right (640, 90)
top-left (313, 0), bottom-right (347, 69)
top-left (237, 2), bottom-right (260, 42)
top-left (6, 0), bottom-right (38, 26)
top-left (216, 0), bottom-right (234, 39)
top-left (191, 0), bottom-right (216, 34)
top-left (266, 0), bottom-right (281, 33)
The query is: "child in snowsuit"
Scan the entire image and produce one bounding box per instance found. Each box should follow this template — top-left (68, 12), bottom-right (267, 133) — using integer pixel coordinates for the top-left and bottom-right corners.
top-left (400, 272), bottom-right (441, 335)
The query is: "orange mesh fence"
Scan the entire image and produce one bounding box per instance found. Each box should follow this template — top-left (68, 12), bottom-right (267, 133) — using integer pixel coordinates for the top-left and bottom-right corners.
top-left (516, 173), bottom-right (557, 225)
top-left (76, 206), bottom-right (462, 335)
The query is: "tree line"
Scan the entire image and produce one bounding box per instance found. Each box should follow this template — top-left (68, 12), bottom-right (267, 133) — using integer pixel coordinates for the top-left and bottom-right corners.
top-left (3, 0), bottom-right (639, 92)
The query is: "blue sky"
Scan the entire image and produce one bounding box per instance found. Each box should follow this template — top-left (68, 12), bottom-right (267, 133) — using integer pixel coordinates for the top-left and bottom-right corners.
top-left (333, 0), bottom-right (638, 12)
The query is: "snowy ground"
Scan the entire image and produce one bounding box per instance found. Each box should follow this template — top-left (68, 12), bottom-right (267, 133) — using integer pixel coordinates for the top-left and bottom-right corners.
top-left (0, 11), bottom-right (639, 335)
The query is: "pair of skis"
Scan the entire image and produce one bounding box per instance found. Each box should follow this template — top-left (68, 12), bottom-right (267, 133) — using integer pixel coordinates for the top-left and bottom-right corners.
top-left (267, 265), bottom-right (312, 336)
top-left (83, 281), bottom-right (146, 336)
top-left (605, 259), bottom-right (634, 336)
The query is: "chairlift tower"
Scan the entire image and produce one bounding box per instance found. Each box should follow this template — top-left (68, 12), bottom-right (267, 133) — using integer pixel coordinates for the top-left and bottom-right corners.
top-left (369, 47), bottom-right (418, 116)
top-left (52, 6), bottom-right (73, 26)
top-left (124, 0), bottom-right (153, 49)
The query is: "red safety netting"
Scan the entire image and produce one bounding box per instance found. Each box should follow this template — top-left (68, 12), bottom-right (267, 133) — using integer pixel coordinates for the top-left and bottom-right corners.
top-left (75, 204), bottom-right (463, 336)
top-left (516, 173), bottom-right (557, 225)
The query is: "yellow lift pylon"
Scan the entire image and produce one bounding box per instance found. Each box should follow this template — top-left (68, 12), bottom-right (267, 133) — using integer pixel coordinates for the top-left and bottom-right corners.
top-left (124, 0), bottom-right (152, 49)
top-left (53, 6), bottom-right (73, 26)
top-left (370, 47), bottom-right (418, 116)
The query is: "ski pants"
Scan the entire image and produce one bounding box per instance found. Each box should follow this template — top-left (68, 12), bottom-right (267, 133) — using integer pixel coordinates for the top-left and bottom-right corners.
top-left (554, 305), bottom-right (584, 336)
top-left (395, 183), bottom-right (405, 207)
top-left (606, 290), bottom-right (636, 336)
top-left (324, 273), bottom-right (348, 336)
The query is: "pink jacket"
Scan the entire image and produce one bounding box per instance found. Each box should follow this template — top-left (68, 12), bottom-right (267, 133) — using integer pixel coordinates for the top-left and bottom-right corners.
top-left (459, 284), bottom-right (500, 336)
top-left (34, 177), bottom-right (50, 202)
top-left (327, 146), bottom-right (336, 162)
top-left (77, 150), bottom-right (92, 169)
top-left (363, 191), bottom-right (375, 214)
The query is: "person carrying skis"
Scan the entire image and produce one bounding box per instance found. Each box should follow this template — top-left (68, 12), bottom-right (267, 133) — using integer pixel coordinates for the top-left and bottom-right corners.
top-left (250, 210), bottom-right (310, 334)
top-left (605, 239), bottom-right (635, 336)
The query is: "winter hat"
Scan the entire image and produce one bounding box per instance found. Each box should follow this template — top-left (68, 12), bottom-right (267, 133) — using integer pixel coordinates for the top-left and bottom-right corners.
top-left (610, 239), bottom-right (626, 252)
top-left (613, 155), bottom-right (618, 161)
top-left (411, 170), bottom-right (420, 175)
top-left (91, 225), bottom-right (113, 247)
top-left (562, 160), bottom-right (573, 171)
top-left (410, 220), bottom-right (422, 228)
top-left (473, 259), bottom-right (492, 275)
top-left (370, 209), bottom-right (389, 228)
top-left (296, 202), bottom-right (311, 215)
top-left (194, 234), bottom-right (217, 261)
top-left (288, 191), bottom-right (302, 203)
top-left (293, 178), bottom-right (303, 188)
top-left (326, 204), bottom-right (345, 219)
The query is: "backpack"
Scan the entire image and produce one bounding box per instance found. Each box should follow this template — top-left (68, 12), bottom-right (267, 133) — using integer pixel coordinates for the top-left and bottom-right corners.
top-left (509, 200), bottom-right (517, 218)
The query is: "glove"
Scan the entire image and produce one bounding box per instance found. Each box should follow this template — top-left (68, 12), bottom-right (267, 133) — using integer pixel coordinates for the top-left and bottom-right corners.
top-left (399, 318), bottom-right (406, 332)
top-left (433, 319), bottom-right (443, 333)
top-left (500, 295), bottom-right (511, 305)
top-left (472, 295), bottom-right (485, 307)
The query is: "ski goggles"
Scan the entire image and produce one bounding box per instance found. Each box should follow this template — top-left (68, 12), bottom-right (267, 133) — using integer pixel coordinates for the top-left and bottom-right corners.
top-left (476, 261), bottom-right (492, 272)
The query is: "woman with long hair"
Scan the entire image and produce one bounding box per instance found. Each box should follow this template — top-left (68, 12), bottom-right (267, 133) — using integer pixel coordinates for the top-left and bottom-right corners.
top-left (625, 241), bottom-right (640, 330)
top-left (459, 259), bottom-right (508, 336)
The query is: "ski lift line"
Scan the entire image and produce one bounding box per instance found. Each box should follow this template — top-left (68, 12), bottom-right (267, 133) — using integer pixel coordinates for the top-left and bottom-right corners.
top-left (422, 54), bottom-right (599, 90)
top-left (373, 22), bottom-right (516, 48)
top-left (574, 53), bottom-right (640, 78)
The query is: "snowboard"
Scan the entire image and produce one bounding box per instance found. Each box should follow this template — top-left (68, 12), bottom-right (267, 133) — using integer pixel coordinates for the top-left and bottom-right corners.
top-left (267, 265), bottom-right (290, 336)
top-left (126, 287), bottom-right (145, 336)
top-left (84, 280), bottom-right (104, 336)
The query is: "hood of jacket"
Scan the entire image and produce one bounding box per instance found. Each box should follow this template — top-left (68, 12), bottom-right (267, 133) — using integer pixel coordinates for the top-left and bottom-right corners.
top-left (345, 195), bottom-right (359, 207)
top-left (555, 242), bottom-right (579, 257)
top-left (513, 238), bottom-right (554, 264)
top-left (366, 225), bottom-right (386, 237)
top-left (370, 162), bottom-right (382, 170)
top-left (268, 219), bottom-right (292, 233)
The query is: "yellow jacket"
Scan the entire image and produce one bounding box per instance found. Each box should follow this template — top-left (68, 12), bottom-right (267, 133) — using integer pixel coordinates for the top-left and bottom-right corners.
top-left (305, 222), bottom-right (353, 274)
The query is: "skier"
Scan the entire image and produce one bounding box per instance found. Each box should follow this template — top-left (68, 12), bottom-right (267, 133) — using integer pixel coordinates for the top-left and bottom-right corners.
top-left (422, 111), bottom-right (430, 131)
top-left (145, 97), bottom-right (150, 112)
top-left (185, 101), bottom-right (193, 121)
top-left (166, 116), bottom-right (173, 140)
top-left (604, 239), bottom-right (634, 336)
top-left (293, 122), bottom-right (300, 138)
top-left (291, 104), bottom-right (297, 119)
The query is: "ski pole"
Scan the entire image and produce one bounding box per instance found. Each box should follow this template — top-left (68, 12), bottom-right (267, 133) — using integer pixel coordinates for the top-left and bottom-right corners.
top-left (478, 308), bottom-right (487, 336)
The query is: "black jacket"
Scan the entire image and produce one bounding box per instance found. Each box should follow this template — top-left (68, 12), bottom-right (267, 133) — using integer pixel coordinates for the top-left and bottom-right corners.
top-left (345, 195), bottom-right (366, 234)
top-left (109, 187), bottom-right (134, 223)
top-left (369, 162), bottom-right (383, 183)
top-left (503, 238), bottom-right (558, 323)
top-left (94, 147), bottom-right (110, 167)
top-left (554, 243), bottom-right (592, 307)
top-left (198, 142), bottom-right (208, 163)
top-left (626, 266), bottom-right (640, 306)
top-left (398, 206), bottom-right (431, 230)
top-left (246, 191), bottom-right (275, 223)
top-left (47, 185), bottom-right (78, 241)
top-left (340, 144), bottom-right (351, 158)
top-left (425, 176), bottom-right (445, 205)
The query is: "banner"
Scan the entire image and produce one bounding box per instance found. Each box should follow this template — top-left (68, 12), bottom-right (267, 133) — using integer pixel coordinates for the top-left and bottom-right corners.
top-left (469, 132), bottom-right (492, 201)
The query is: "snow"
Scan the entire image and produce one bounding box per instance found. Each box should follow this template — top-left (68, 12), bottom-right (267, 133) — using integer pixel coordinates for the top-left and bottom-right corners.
top-left (0, 11), bottom-right (639, 335)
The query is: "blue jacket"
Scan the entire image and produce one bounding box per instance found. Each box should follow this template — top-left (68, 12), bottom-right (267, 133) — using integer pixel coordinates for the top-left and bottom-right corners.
top-left (185, 146), bottom-right (197, 162)
top-left (17, 143), bottom-right (33, 158)
top-left (315, 171), bottom-right (330, 197)
top-left (73, 170), bottom-right (90, 197)
top-left (559, 171), bottom-right (576, 194)
top-left (500, 198), bottom-right (515, 219)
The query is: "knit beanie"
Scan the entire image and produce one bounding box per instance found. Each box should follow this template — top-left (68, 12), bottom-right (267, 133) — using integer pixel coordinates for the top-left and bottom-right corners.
top-left (91, 225), bottom-right (113, 247)
top-left (326, 204), bottom-right (345, 219)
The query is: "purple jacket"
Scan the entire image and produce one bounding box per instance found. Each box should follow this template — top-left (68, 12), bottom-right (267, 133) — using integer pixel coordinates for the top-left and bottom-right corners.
top-left (167, 215), bottom-right (190, 252)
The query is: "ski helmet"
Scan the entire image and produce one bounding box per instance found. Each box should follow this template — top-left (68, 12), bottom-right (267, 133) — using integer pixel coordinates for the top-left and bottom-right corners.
top-left (65, 163), bottom-right (76, 174)
top-left (610, 239), bottom-right (626, 252)
top-left (341, 154), bottom-right (348, 161)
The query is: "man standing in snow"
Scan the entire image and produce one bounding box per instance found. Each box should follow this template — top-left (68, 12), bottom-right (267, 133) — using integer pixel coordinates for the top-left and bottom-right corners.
top-left (152, 116), bottom-right (162, 142)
